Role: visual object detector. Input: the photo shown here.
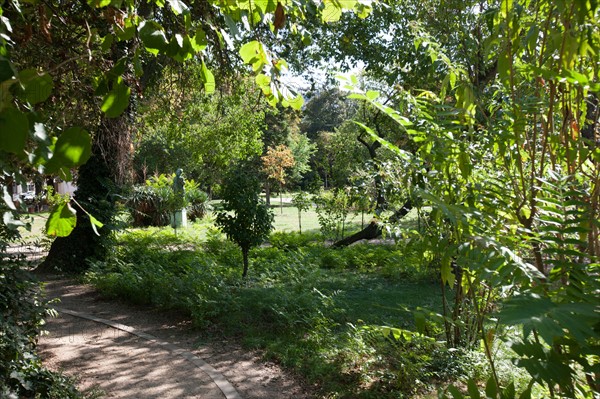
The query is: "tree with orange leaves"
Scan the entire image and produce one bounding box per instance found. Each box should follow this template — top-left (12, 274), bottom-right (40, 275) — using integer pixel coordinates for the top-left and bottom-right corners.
top-left (261, 144), bottom-right (295, 213)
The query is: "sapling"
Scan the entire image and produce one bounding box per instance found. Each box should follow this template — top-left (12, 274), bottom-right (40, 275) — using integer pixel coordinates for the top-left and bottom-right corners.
top-left (215, 163), bottom-right (274, 278)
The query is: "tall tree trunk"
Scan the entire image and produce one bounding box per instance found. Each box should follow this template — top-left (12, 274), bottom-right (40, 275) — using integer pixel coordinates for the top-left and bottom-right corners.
top-left (37, 116), bottom-right (132, 273)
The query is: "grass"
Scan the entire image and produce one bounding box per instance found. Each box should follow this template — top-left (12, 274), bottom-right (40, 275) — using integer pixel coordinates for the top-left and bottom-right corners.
top-left (22, 199), bottom-right (487, 397)
top-left (17, 212), bottom-right (49, 239)
top-left (127, 199), bottom-right (375, 244)
top-left (84, 223), bottom-right (479, 398)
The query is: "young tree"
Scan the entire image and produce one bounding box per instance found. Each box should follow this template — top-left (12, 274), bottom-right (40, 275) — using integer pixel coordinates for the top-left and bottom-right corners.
top-left (261, 144), bottom-right (296, 212)
top-left (287, 131), bottom-right (316, 188)
top-left (215, 163), bottom-right (274, 278)
top-left (291, 191), bottom-right (312, 233)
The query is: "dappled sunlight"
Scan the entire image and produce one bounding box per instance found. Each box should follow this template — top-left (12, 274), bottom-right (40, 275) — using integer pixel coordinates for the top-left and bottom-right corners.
top-left (39, 314), bottom-right (223, 399)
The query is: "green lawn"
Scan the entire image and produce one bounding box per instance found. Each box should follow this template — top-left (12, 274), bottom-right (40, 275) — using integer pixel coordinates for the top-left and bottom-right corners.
top-left (84, 220), bottom-right (461, 399)
top-left (22, 198), bottom-right (462, 398)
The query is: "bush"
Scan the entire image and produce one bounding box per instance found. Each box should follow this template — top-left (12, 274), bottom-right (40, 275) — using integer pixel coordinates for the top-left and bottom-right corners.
top-left (185, 184), bottom-right (210, 222)
top-left (314, 189), bottom-right (352, 241)
top-left (127, 174), bottom-right (209, 227)
top-left (269, 231), bottom-right (320, 250)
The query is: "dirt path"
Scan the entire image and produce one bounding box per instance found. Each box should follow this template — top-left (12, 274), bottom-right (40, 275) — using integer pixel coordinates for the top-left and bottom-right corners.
top-left (38, 275), bottom-right (314, 399)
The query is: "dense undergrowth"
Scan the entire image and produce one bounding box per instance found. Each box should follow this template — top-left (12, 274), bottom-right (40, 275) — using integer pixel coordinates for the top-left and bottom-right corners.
top-left (85, 228), bottom-right (523, 398)
top-left (0, 260), bottom-right (94, 398)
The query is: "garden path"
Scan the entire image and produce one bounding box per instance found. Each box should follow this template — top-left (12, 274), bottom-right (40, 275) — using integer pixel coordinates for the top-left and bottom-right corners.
top-left (38, 276), bottom-right (313, 399)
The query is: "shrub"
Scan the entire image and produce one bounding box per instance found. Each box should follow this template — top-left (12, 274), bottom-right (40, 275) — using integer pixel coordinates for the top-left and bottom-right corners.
top-left (314, 189), bottom-right (352, 241)
top-left (128, 174), bottom-right (209, 227)
top-left (185, 183), bottom-right (210, 222)
top-left (269, 231), bottom-right (320, 250)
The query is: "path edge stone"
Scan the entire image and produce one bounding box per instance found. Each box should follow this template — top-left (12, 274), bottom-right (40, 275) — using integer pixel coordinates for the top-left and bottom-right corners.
top-left (53, 306), bottom-right (242, 399)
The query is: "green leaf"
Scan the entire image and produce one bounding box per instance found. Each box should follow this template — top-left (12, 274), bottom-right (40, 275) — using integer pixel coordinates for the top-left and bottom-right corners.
top-left (255, 73), bottom-right (271, 88)
top-left (168, 0), bottom-right (189, 15)
top-left (322, 0), bottom-right (344, 22)
top-left (100, 34), bottom-right (114, 51)
top-left (115, 23), bottom-right (136, 41)
top-left (498, 48), bottom-right (510, 86)
top-left (467, 379), bottom-right (481, 399)
top-left (89, 0), bottom-right (112, 7)
top-left (366, 90), bottom-right (379, 100)
top-left (446, 385), bottom-right (465, 399)
top-left (2, 185), bottom-right (16, 210)
top-left (101, 78), bottom-right (130, 118)
top-left (518, 385), bottom-right (532, 399)
top-left (18, 69), bottom-right (53, 105)
top-left (45, 127), bottom-right (91, 173)
top-left (89, 214), bottom-right (104, 236)
top-left (139, 20), bottom-right (168, 54)
top-left (0, 107), bottom-right (28, 154)
top-left (485, 375), bottom-right (498, 398)
top-left (46, 202), bottom-right (77, 237)
top-left (0, 58), bottom-right (15, 82)
top-left (441, 253), bottom-right (455, 286)
top-left (500, 382), bottom-right (515, 399)
top-left (190, 27), bottom-right (207, 52)
top-left (240, 41), bottom-right (262, 64)
top-left (200, 61), bottom-right (215, 94)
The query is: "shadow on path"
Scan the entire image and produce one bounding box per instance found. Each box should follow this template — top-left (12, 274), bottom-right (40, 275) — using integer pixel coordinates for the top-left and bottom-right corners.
top-left (37, 275), bottom-right (313, 399)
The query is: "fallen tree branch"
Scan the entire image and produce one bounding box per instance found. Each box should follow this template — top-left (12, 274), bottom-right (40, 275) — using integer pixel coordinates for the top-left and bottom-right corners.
top-left (332, 199), bottom-right (413, 248)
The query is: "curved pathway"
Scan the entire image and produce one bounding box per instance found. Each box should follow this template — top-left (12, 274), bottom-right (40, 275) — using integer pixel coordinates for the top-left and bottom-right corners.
top-left (38, 276), bottom-right (313, 399)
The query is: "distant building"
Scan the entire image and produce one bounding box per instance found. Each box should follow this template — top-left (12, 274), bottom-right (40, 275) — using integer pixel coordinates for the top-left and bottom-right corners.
top-left (11, 178), bottom-right (77, 211)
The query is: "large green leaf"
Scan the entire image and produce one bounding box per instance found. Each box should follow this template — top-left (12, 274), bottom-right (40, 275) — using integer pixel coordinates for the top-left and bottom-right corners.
top-left (138, 20), bottom-right (168, 54)
top-left (45, 127), bottom-right (91, 173)
top-left (321, 0), bottom-right (343, 22)
top-left (0, 107), bottom-right (28, 154)
top-left (239, 41), bottom-right (267, 72)
top-left (101, 78), bottom-right (131, 118)
top-left (168, 0), bottom-right (189, 15)
top-left (46, 202), bottom-right (77, 237)
top-left (18, 69), bottom-right (53, 105)
top-left (200, 61), bottom-right (215, 94)
top-left (190, 27), bottom-right (207, 52)
top-left (240, 41), bottom-right (260, 63)
top-left (2, 185), bottom-right (16, 210)
top-left (0, 59), bottom-right (15, 82)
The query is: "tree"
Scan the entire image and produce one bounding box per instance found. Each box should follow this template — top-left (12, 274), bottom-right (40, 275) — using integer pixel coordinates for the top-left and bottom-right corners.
top-left (215, 163), bottom-right (274, 278)
top-left (287, 130), bottom-right (317, 188)
top-left (135, 72), bottom-right (267, 189)
top-left (261, 144), bottom-right (295, 211)
top-left (341, 0), bottom-right (600, 395)
top-left (291, 191), bottom-right (312, 233)
top-left (2, 0), bottom-right (367, 272)
top-left (300, 88), bottom-right (358, 139)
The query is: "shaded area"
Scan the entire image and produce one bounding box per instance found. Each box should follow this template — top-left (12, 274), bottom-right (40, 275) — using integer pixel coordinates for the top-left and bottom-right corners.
top-left (38, 276), bottom-right (315, 399)
top-left (38, 313), bottom-right (224, 399)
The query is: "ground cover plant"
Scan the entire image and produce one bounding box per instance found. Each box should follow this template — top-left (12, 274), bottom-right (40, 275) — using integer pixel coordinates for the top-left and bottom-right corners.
top-left (0, 260), bottom-right (95, 398)
top-left (86, 227), bottom-right (527, 398)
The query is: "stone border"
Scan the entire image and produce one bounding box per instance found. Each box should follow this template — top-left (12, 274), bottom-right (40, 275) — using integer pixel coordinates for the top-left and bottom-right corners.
top-left (54, 306), bottom-right (242, 399)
